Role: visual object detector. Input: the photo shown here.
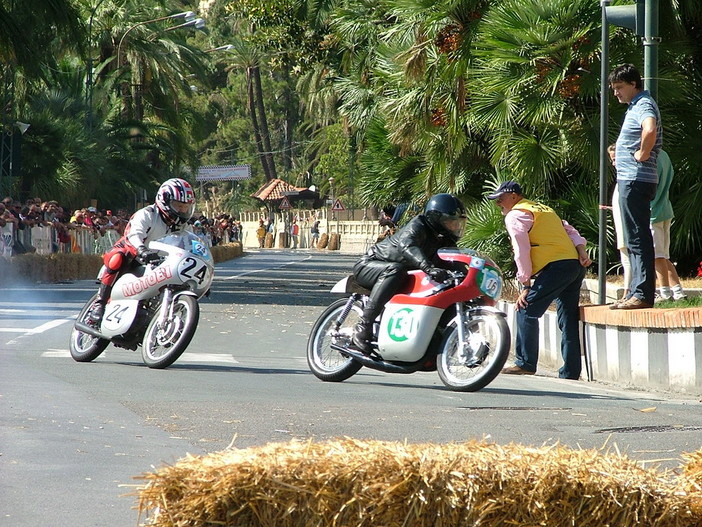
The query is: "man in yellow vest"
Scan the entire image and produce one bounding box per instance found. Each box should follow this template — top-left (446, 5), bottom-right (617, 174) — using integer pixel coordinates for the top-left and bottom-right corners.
top-left (488, 181), bottom-right (592, 379)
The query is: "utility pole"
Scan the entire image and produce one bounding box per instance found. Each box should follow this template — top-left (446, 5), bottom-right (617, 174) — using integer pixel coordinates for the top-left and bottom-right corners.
top-left (598, 0), bottom-right (656, 304)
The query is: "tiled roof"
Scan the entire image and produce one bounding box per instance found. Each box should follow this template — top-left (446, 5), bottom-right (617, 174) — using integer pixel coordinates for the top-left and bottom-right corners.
top-left (251, 179), bottom-right (306, 201)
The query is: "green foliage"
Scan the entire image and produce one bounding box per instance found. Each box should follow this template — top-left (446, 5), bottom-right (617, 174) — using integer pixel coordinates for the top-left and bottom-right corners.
top-left (3, 0), bottom-right (702, 275)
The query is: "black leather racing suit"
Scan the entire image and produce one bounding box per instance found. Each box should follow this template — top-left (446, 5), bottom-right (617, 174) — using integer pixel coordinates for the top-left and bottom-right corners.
top-left (352, 214), bottom-right (455, 323)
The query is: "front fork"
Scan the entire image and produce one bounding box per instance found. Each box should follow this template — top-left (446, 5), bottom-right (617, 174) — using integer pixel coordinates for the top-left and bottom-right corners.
top-left (454, 301), bottom-right (468, 348)
top-left (156, 288), bottom-right (174, 328)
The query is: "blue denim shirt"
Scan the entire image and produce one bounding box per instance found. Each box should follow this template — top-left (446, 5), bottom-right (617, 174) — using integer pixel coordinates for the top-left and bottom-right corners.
top-left (615, 90), bottom-right (662, 184)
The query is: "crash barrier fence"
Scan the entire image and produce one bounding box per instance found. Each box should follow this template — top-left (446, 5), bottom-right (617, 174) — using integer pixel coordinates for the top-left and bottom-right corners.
top-left (0, 223), bottom-right (239, 259)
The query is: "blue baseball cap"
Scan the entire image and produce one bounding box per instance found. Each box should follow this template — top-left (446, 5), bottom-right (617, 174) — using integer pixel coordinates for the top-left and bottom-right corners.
top-left (487, 181), bottom-right (523, 200)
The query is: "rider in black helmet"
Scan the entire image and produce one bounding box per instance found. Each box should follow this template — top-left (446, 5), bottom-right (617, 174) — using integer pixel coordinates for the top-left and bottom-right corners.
top-left (351, 193), bottom-right (467, 353)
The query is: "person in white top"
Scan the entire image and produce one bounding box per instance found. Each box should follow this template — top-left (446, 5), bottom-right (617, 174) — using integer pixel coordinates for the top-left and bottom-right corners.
top-left (89, 178), bottom-right (196, 323)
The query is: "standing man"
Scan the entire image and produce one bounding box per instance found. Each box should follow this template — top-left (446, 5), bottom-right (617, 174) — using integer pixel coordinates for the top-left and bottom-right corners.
top-left (488, 181), bottom-right (591, 380)
top-left (608, 63), bottom-right (662, 309)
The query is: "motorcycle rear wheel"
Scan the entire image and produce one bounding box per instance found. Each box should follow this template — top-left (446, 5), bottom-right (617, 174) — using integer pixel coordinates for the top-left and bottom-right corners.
top-left (141, 295), bottom-right (199, 369)
top-left (437, 312), bottom-right (509, 392)
top-left (307, 298), bottom-right (363, 382)
top-left (69, 293), bottom-right (110, 362)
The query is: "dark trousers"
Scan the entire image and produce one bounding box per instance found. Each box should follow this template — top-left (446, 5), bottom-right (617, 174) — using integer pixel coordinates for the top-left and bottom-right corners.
top-left (618, 179), bottom-right (657, 304)
top-left (515, 259), bottom-right (585, 379)
top-left (353, 257), bottom-right (408, 321)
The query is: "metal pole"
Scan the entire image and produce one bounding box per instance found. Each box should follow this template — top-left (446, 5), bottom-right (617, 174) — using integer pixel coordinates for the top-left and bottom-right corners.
top-left (598, 0), bottom-right (611, 305)
top-left (643, 0), bottom-right (659, 99)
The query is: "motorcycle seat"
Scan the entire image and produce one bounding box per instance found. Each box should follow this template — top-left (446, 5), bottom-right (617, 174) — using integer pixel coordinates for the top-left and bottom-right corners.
top-left (344, 275), bottom-right (372, 295)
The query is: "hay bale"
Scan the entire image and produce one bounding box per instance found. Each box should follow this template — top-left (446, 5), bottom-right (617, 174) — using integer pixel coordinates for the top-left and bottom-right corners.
top-left (317, 233), bottom-right (328, 249)
top-left (264, 233), bottom-right (274, 248)
top-left (211, 242), bottom-right (243, 264)
top-left (328, 233), bottom-right (340, 251)
top-left (136, 439), bottom-right (702, 527)
top-left (679, 450), bottom-right (702, 516)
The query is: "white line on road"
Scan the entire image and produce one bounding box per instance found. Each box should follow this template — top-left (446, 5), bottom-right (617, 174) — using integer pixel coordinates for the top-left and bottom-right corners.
top-left (0, 319), bottom-right (72, 334)
top-left (41, 350), bottom-right (239, 364)
top-left (219, 255), bottom-right (312, 280)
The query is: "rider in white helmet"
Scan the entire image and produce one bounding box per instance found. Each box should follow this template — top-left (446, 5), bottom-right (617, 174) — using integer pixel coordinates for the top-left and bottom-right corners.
top-left (89, 178), bottom-right (196, 323)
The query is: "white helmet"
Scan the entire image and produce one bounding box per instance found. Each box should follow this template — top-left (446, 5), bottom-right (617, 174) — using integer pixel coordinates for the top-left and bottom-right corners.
top-left (155, 178), bottom-right (195, 225)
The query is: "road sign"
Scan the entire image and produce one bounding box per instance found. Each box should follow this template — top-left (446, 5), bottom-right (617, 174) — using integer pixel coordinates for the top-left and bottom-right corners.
top-left (331, 198), bottom-right (345, 211)
top-left (196, 164), bottom-right (251, 181)
top-left (279, 196), bottom-right (292, 210)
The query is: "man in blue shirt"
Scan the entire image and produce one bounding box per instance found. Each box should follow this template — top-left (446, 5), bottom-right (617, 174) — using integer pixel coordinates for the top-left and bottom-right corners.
top-left (608, 64), bottom-right (661, 310)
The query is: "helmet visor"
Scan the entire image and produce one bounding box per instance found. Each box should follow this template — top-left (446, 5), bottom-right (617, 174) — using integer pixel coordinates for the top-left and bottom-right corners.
top-left (172, 199), bottom-right (195, 220)
top-left (443, 216), bottom-right (466, 239)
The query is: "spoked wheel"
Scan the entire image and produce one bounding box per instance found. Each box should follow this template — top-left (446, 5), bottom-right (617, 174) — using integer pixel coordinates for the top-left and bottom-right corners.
top-left (141, 295), bottom-right (199, 369)
top-left (69, 293), bottom-right (110, 362)
top-left (437, 312), bottom-right (510, 392)
top-left (307, 298), bottom-right (363, 382)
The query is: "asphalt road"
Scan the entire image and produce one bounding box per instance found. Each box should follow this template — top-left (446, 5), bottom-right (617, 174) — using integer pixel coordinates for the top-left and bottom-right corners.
top-left (1, 249), bottom-right (701, 526)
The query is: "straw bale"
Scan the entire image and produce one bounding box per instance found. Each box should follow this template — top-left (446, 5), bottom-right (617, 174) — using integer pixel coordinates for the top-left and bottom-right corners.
top-left (678, 451), bottom-right (702, 516)
top-left (136, 439), bottom-right (702, 527)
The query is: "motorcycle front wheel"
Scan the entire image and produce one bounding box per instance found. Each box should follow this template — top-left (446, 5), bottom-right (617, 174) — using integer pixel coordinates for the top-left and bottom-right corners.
top-left (307, 298), bottom-right (363, 382)
top-left (141, 295), bottom-right (199, 369)
top-left (69, 293), bottom-right (110, 362)
top-left (437, 312), bottom-right (510, 392)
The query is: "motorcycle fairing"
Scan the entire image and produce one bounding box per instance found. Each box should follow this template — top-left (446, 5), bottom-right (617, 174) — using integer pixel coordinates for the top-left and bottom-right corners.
top-left (377, 303), bottom-right (444, 361)
top-left (99, 299), bottom-right (140, 337)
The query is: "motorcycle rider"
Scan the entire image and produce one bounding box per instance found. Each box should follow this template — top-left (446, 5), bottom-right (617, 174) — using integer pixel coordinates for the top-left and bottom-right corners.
top-left (351, 193), bottom-right (467, 353)
top-left (89, 178), bottom-right (196, 323)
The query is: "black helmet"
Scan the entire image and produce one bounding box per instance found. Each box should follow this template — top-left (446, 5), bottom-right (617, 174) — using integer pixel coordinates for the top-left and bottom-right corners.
top-left (424, 193), bottom-right (467, 242)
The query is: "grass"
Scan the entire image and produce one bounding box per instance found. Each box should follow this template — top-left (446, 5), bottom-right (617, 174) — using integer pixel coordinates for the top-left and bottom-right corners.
top-left (655, 295), bottom-right (702, 309)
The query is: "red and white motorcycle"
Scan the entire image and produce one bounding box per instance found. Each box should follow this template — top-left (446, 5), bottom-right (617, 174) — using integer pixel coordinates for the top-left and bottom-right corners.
top-left (307, 248), bottom-right (510, 392)
top-left (70, 230), bottom-right (214, 369)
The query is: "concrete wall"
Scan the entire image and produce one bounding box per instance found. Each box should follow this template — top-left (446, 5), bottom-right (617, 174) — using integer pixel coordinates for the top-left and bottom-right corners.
top-left (498, 300), bottom-right (702, 396)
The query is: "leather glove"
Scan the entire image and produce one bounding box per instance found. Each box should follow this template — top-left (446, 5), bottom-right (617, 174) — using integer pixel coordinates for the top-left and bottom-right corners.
top-left (424, 266), bottom-right (450, 283)
top-left (135, 246), bottom-right (160, 265)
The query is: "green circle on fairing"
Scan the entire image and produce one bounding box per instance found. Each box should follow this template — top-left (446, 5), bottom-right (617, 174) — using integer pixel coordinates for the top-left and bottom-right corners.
top-left (387, 307), bottom-right (418, 342)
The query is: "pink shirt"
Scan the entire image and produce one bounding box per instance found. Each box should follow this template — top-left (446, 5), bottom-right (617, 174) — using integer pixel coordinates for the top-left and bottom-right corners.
top-left (505, 209), bottom-right (586, 284)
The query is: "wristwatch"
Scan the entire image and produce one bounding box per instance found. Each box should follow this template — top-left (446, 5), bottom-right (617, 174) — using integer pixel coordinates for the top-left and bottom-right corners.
top-left (521, 283), bottom-right (531, 291)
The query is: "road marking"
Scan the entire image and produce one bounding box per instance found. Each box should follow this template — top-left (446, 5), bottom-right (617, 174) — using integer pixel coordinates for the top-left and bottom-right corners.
top-left (0, 319), bottom-right (72, 334)
top-left (40, 349), bottom-right (239, 364)
top-left (220, 255), bottom-right (312, 280)
top-left (178, 353), bottom-right (239, 364)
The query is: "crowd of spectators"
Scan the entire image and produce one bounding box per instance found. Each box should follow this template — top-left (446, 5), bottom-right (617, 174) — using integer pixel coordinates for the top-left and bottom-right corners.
top-left (0, 196), bottom-right (240, 257)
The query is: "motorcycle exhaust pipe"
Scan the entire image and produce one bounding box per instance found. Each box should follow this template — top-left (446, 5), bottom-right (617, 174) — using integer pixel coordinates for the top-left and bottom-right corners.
top-left (74, 321), bottom-right (109, 340)
top-left (331, 343), bottom-right (423, 374)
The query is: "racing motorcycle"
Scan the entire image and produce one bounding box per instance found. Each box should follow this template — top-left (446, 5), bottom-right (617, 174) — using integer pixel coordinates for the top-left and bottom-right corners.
top-left (307, 248), bottom-right (510, 392)
top-left (69, 230), bottom-right (214, 369)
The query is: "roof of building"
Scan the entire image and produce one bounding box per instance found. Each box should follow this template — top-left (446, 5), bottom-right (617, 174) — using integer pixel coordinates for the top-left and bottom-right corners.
top-left (251, 179), bottom-right (306, 201)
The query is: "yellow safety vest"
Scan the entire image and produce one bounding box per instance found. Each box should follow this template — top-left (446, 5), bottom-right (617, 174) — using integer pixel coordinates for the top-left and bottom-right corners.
top-left (513, 199), bottom-right (577, 275)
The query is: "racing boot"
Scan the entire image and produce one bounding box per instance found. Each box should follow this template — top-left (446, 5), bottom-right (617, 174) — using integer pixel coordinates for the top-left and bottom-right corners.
top-left (351, 320), bottom-right (373, 355)
top-left (89, 283), bottom-right (111, 324)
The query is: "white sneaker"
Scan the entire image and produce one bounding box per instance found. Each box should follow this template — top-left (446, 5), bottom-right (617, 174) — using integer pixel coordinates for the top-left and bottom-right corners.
top-left (673, 293), bottom-right (687, 301)
top-left (654, 292), bottom-right (672, 303)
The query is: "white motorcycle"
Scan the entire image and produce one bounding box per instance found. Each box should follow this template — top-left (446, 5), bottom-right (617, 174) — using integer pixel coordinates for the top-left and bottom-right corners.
top-left (69, 230), bottom-right (214, 369)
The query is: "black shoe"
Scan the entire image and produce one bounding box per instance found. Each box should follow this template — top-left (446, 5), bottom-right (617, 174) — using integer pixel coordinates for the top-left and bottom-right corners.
top-left (351, 322), bottom-right (373, 355)
top-left (89, 303), bottom-right (105, 323)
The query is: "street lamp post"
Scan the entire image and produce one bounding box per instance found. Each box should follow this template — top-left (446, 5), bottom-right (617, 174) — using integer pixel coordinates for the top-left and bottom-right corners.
top-left (117, 11), bottom-right (198, 69)
top-left (116, 12), bottom-right (205, 121)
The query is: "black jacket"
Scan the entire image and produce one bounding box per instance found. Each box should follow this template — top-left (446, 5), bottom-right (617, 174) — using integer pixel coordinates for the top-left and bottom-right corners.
top-left (367, 215), bottom-right (454, 271)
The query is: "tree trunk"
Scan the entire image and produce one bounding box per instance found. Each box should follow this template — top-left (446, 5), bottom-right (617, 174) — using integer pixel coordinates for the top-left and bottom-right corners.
top-left (281, 67), bottom-right (296, 172)
top-left (251, 65), bottom-right (277, 180)
top-left (247, 66), bottom-right (271, 180)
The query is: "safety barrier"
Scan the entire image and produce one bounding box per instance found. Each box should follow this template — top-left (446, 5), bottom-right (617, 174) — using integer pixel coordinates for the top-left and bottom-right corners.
top-left (498, 286), bottom-right (702, 395)
top-left (0, 224), bottom-right (121, 257)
